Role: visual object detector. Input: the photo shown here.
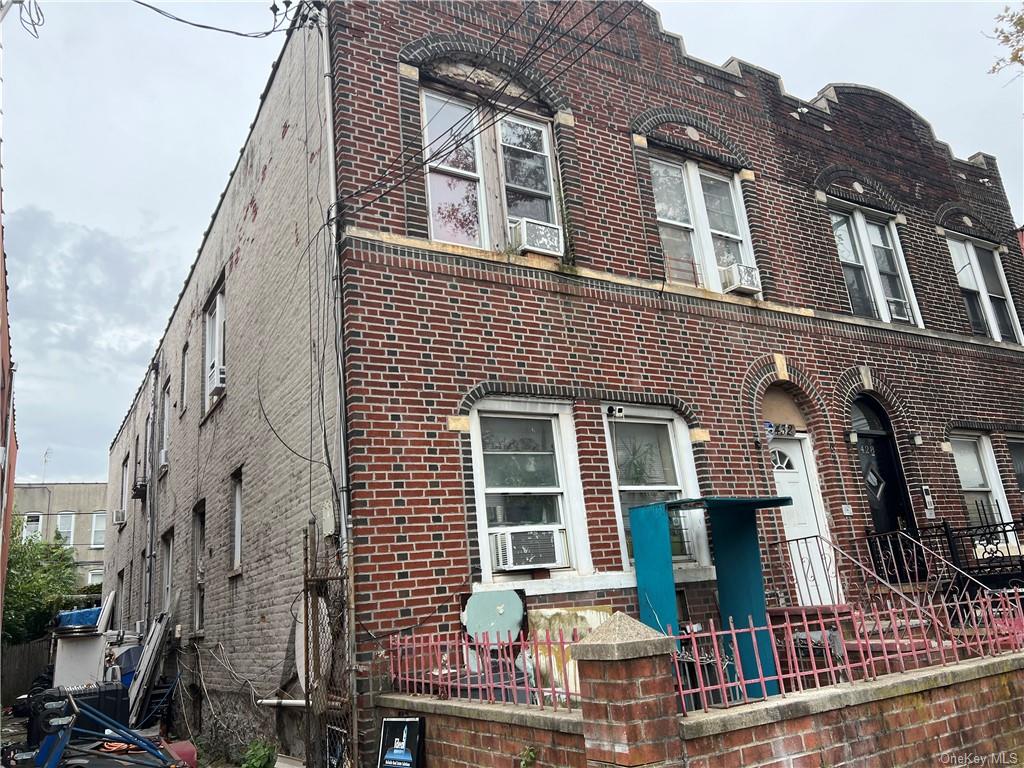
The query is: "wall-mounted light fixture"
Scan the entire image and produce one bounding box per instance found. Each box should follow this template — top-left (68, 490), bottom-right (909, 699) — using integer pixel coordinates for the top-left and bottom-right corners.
top-left (845, 430), bottom-right (859, 445)
top-left (912, 433), bottom-right (924, 447)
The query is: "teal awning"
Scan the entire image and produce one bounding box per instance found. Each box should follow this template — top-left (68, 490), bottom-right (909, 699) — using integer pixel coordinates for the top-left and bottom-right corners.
top-left (666, 496), bottom-right (793, 512)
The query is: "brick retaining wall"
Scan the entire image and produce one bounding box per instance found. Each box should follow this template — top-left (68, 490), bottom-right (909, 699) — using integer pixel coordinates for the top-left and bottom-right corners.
top-left (374, 616), bottom-right (1024, 768)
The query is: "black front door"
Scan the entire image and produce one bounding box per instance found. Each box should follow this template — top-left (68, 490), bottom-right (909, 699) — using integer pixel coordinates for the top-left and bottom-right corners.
top-left (857, 433), bottom-right (914, 535)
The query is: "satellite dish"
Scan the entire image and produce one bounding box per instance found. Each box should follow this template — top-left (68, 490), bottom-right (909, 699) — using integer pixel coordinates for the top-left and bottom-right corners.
top-left (464, 591), bottom-right (524, 640)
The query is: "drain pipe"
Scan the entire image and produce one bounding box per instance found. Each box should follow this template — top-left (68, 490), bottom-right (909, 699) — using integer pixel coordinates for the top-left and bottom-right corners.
top-left (319, 10), bottom-right (358, 761)
top-left (257, 698), bottom-right (307, 708)
top-left (143, 357), bottom-right (160, 629)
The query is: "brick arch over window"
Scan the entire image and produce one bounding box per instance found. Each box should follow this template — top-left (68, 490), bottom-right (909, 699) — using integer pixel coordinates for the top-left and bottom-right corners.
top-left (934, 202), bottom-right (1001, 243)
top-left (740, 356), bottom-right (834, 442)
top-left (833, 366), bottom-right (912, 437)
top-left (457, 381), bottom-right (701, 427)
top-left (396, 34), bottom-right (579, 254)
top-left (398, 34), bottom-right (571, 112)
top-left (456, 381), bottom-right (702, 582)
top-left (631, 107), bottom-right (751, 168)
top-left (814, 164), bottom-right (901, 213)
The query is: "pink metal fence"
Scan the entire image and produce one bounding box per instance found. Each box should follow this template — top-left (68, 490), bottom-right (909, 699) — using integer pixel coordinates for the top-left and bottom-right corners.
top-left (387, 590), bottom-right (1024, 716)
top-left (388, 629), bottom-right (583, 710)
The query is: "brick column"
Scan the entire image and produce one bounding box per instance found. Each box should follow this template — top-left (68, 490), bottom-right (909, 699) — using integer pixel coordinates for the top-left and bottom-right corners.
top-left (573, 612), bottom-right (682, 768)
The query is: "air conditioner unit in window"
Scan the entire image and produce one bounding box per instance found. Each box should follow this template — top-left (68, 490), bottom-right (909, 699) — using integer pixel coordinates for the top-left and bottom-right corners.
top-left (886, 297), bottom-right (911, 323)
top-left (208, 365), bottom-right (226, 397)
top-left (490, 527), bottom-right (569, 571)
top-left (158, 449), bottom-right (169, 469)
top-left (113, 508), bottom-right (127, 527)
top-left (509, 218), bottom-right (563, 258)
top-left (719, 263), bottom-right (761, 295)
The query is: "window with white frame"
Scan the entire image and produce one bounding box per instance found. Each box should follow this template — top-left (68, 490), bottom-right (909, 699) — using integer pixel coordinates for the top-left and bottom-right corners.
top-left (605, 408), bottom-right (706, 565)
top-left (179, 342), bottom-right (189, 413)
top-left (1009, 438), bottom-right (1024, 494)
top-left (91, 512), bottom-right (106, 548)
top-left (22, 513), bottom-right (41, 541)
top-left (159, 380), bottom-right (170, 466)
top-left (950, 435), bottom-right (1011, 527)
top-left (56, 512), bottom-right (74, 546)
top-left (649, 157), bottom-right (757, 293)
top-left (422, 90), bottom-right (561, 254)
top-left (231, 468), bottom-right (243, 570)
top-left (120, 454), bottom-right (130, 512)
top-left (161, 530), bottom-right (174, 611)
top-left (946, 237), bottom-right (1021, 343)
top-left (829, 207), bottom-right (919, 325)
top-left (469, 401), bottom-right (588, 579)
top-left (204, 283), bottom-right (226, 409)
top-left (87, 570), bottom-right (104, 586)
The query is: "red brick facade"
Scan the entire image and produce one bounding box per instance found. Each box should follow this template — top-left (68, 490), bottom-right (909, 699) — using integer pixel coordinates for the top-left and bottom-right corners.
top-left (330, 0), bottom-right (1024, 656)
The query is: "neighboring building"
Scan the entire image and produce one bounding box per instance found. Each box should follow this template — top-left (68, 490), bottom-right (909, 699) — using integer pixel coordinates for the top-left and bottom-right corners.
top-left (15, 483), bottom-right (107, 587)
top-left (105, 0), bottom-right (1024, 757)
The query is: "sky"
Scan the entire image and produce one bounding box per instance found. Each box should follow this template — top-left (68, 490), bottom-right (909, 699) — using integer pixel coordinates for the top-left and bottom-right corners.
top-left (4, 1), bottom-right (1022, 484)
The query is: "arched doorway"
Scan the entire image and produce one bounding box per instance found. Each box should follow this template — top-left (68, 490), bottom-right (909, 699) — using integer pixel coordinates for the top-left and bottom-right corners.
top-left (851, 396), bottom-right (915, 535)
top-left (763, 385), bottom-right (837, 605)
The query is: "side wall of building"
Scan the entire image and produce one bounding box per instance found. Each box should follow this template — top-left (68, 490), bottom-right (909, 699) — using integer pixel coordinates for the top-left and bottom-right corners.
top-left (104, 19), bottom-right (336, 756)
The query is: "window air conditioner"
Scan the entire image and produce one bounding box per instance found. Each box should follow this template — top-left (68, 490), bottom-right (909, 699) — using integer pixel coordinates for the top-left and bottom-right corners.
top-left (509, 218), bottom-right (563, 258)
top-left (490, 527), bottom-right (569, 571)
top-left (719, 262), bottom-right (761, 295)
top-left (113, 508), bottom-right (127, 527)
top-left (158, 449), bottom-right (169, 469)
top-left (886, 297), bottom-right (911, 323)
top-left (208, 365), bottom-right (226, 397)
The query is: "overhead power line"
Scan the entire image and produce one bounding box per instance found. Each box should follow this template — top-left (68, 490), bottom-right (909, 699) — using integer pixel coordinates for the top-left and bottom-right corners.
top-left (129, 0), bottom-right (296, 39)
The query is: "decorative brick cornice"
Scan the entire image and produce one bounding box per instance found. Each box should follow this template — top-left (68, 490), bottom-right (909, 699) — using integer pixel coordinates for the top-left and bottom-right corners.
top-left (398, 34), bottom-right (570, 111)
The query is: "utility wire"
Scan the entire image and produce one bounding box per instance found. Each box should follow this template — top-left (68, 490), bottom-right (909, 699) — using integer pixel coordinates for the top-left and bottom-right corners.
top-left (129, 0), bottom-right (293, 39)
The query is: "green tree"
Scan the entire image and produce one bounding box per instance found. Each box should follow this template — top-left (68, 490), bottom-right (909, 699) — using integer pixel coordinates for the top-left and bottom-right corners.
top-left (991, 4), bottom-right (1024, 73)
top-left (3, 515), bottom-right (77, 644)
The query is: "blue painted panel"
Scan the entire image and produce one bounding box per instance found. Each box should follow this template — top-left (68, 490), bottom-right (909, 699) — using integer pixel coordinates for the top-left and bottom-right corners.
top-left (707, 505), bottom-right (779, 697)
top-left (629, 503), bottom-right (680, 635)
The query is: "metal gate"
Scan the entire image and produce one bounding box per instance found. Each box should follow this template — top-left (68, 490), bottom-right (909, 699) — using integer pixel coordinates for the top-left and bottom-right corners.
top-left (302, 523), bottom-right (355, 768)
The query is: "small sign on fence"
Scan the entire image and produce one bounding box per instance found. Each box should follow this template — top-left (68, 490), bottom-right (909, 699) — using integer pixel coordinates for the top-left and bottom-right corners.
top-left (376, 717), bottom-right (424, 768)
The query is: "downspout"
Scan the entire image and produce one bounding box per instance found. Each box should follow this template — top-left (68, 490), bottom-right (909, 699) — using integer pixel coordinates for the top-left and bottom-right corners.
top-left (319, 10), bottom-right (357, 761)
top-left (144, 358), bottom-right (160, 628)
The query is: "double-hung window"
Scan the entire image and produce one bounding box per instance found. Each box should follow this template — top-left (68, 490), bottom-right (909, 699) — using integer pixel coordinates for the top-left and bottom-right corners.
top-left (950, 435), bottom-right (1011, 527)
top-left (650, 158), bottom-right (757, 293)
top-left (605, 408), bottom-right (706, 566)
top-left (829, 207), bottom-right (919, 325)
top-left (422, 90), bottom-right (561, 255)
top-left (231, 469), bottom-right (243, 570)
top-left (87, 570), bottom-right (104, 586)
top-left (91, 512), bottom-right (106, 548)
top-left (1008, 438), bottom-right (1024, 493)
top-left (159, 380), bottom-right (171, 466)
top-left (120, 454), bottom-right (130, 512)
top-left (946, 237), bottom-right (1020, 343)
top-left (56, 512), bottom-right (74, 547)
top-left (469, 401), bottom-right (588, 581)
top-left (22, 513), bottom-right (41, 541)
top-left (204, 283), bottom-right (226, 409)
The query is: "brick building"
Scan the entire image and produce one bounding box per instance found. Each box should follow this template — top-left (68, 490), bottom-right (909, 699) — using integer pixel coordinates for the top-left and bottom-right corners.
top-left (104, 0), bottom-right (1024, 758)
top-left (14, 483), bottom-right (107, 587)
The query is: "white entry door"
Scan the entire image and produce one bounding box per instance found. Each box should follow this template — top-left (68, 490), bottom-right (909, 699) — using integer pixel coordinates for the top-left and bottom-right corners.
top-left (771, 438), bottom-right (839, 605)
